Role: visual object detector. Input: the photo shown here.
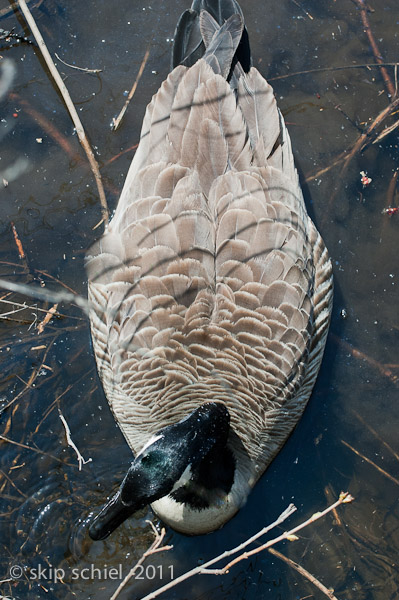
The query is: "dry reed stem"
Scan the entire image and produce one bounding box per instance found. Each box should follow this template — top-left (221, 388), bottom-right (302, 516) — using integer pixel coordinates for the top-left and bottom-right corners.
top-left (268, 547), bottom-right (339, 600)
top-left (17, 0), bottom-right (109, 225)
top-left (37, 303), bottom-right (58, 334)
top-left (110, 522), bottom-right (173, 600)
top-left (112, 47), bottom-right (150, 131)
top-left (135, 493), bottom-right (353, 600)
top-left (30, 358), bottom-right (89, 436)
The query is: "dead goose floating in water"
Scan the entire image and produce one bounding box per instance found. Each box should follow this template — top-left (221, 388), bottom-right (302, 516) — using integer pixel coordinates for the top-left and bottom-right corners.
top-left (86, 0), bottom-right (333, 539)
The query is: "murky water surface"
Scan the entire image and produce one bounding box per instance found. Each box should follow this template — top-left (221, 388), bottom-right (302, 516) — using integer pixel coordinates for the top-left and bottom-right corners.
top-left (0, 1), bottom-right (398, 599)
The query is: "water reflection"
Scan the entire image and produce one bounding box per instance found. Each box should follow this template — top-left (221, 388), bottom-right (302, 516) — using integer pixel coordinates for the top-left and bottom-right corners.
top-left (1, 0), bottom-right (399, 599)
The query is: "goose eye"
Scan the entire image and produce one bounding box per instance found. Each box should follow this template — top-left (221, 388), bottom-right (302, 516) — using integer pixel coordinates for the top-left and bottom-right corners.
top-left (141, 451), bottom-right (162, 467)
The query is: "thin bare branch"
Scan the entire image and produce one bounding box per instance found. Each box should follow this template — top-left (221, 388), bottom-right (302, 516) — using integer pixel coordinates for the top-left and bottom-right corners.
top-left (139, 504), bottom-right (297, 600)
top-left (207, 493), bottom-right (354, 574)
top-left (59, 411), bottom-right (92, 471)
top-left (137, 494), bottom-right (353, 600)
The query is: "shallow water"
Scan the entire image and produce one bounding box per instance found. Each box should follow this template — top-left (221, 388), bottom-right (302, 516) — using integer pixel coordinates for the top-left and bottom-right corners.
top-left (0, 1), bottom-right (398, 599)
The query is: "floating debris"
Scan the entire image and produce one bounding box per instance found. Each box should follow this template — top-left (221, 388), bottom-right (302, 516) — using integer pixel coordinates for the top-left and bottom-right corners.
top-left (381, 206), bottom-right (399, 216)
top-left (360, 170), bottom-right (372, 187)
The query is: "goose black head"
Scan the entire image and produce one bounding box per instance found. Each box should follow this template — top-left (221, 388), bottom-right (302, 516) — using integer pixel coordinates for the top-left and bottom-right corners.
top-left (89, 402), bottom-right (230, 540)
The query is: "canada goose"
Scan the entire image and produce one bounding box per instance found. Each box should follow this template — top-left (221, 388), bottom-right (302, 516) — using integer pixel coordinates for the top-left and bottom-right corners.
top-left (86, 0), bottom-right (333, 539)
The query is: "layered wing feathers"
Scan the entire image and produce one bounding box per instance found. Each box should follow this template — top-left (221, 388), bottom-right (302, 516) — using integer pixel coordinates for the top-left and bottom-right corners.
top-left (87, 36), bottom-right (332, 476)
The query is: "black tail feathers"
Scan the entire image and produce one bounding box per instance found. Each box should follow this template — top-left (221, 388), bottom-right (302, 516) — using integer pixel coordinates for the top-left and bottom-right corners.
top-left (172, 0), bottom-right (251, 76)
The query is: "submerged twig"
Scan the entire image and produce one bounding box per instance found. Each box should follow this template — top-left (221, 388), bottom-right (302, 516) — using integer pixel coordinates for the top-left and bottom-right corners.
top-left (332, 335), bottom-right (399, 387)
top-left (0, 433), bottom-right (77, 467)
top-left (341, 440), bottom-right (399, 486)
top-left (372, 118), bottom-right (399, 144)
top-left (0, 297), bottom-right (81, 321)
top-left (291, 0), bottom-right (313, 20)
top-left (0, 468), bottom-right (28, 499)
top-left (306, 97), bottom-right (399, 182)
top-left (10, 93), bottom-right (84, 164)
top-left (352, 0), bottom-right (395, 97)
top-left (0, 278), bottom-right (89, 315)
top-left (54, 52), bottom-right (102, 73)
top-left (104, 142), bottom-right (139, 167)
top-left (352, 410), bottom-right (399, 462)
top-left (0, 337), bottom-right (56, 417)
top-left (17, 0), bottom-right (109, 225)
top-left (324, 485), bottom-right (343, 528)
top-left (268, 547), bottom-right (338, 600)
top-left (268, 62), bottom-right (399, 82)
top-left (110, 522), bottom-right (173, 600)
top-left (384, 169), bottom-right (399, 211)
top-left (10, 222), bottom-right (26, 260)
top-left (112, 47), bottom-right (150, 131)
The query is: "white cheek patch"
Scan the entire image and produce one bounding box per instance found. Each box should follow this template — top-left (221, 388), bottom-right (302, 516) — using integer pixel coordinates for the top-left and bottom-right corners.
top-left (136, 434), bottom-right (164, 457)
top-left (171, 465), bottom-right (192, 492)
